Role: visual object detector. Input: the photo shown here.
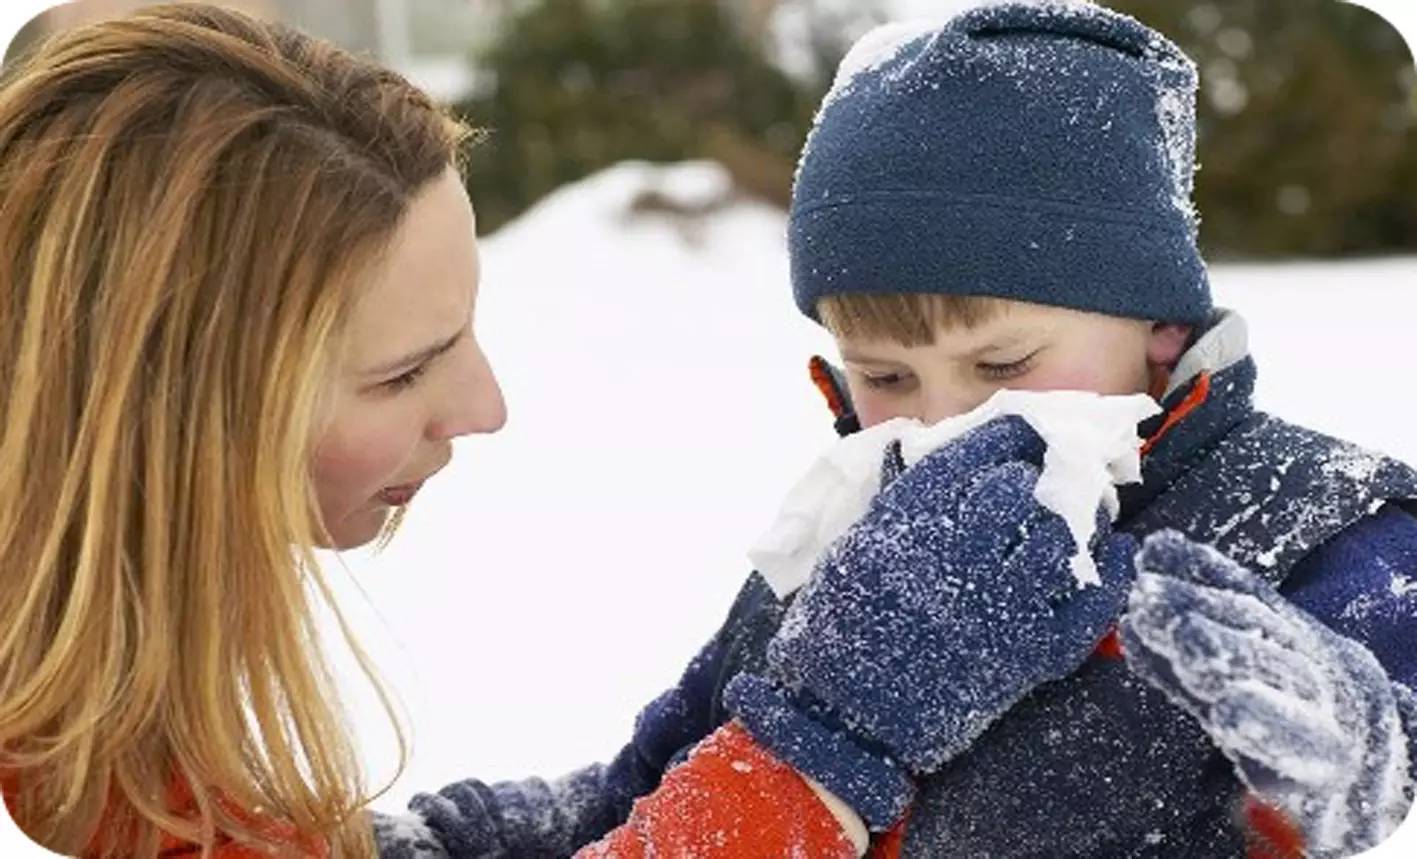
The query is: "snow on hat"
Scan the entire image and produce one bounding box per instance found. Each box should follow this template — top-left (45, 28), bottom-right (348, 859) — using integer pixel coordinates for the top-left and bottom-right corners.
top-left (789, 0), bottom-right (1212, 325)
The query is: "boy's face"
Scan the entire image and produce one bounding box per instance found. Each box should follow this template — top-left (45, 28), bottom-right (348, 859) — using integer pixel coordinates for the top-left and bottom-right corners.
top-left (834, 300), bottom-right (1192, 429)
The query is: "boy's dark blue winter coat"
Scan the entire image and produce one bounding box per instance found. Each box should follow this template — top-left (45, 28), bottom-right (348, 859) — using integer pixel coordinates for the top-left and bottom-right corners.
top-left (381, 309), bottom-right (1417, 857)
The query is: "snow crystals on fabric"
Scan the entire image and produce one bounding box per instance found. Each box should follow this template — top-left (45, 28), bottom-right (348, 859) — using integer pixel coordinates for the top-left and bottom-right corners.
top-left (795, 20), bottom-right (938, 183)
top-left (749, 388), bottom-right (1159, 597)
top-left (1124, 532), bottom-right (1416, 854)
top-left (793, 0), bottom-right (1201, 231)
top-left (371, 810), bottom-right (451, 858)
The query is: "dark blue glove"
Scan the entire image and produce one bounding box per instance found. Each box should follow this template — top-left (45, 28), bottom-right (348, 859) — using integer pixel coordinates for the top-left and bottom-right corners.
top-left (1120, 530), bottom-right (1416, 857)
top-left (725, 415), bottom-right (1138, 829)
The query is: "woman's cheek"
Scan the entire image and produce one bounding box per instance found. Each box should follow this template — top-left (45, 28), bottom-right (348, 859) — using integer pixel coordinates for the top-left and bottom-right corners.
top-left (311, 420), bottom-right (409, 509)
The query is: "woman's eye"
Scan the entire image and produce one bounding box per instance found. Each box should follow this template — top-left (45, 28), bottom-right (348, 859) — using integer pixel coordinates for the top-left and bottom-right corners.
top-left (384, 363), bottom-right (429, 392)
top-left (978, 352), bottom-right (1037, 381)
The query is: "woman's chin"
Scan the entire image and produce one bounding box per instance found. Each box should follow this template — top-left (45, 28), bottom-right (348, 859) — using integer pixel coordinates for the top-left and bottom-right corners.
top-left (313, 501), bottom-right (391, 551)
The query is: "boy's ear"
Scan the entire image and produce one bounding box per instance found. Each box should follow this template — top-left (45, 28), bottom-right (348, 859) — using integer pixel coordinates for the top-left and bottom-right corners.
top-left (1147, 323), bottom-right (1192, 367)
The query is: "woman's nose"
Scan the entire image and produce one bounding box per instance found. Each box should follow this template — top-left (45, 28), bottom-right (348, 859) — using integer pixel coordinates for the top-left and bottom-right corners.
top-left (433, 339), bottom-right (506, 440)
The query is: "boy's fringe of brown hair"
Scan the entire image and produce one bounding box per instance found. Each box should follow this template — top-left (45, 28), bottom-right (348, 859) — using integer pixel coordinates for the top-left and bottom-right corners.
top-left (816, 292), bottom-right (1011, 345)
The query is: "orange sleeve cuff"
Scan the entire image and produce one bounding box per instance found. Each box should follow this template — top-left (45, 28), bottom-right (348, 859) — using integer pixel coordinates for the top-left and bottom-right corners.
top-left (866, 815), bottom-right (908, 859)
top-left (575, 720), bottom-right (859, 858)
top-left (1242, 793), bottom-right (1306, 859)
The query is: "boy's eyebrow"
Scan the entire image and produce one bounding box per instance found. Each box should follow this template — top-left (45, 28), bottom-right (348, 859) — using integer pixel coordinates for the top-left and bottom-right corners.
top-left (840, 348), bottom-right (898, 364)
top-left (363, 330), bottom-right (462, 376)
top-left (967, 332), bottom-right (1033, 356)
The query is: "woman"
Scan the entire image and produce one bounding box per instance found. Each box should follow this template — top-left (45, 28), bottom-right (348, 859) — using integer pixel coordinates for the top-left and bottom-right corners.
top-left (0, 5), bottom-right (902, 856)
top-left (0, 2), bottom-right (480, 853)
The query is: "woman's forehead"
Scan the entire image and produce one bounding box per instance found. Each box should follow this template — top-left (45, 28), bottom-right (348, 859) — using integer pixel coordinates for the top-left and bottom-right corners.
top-left (345, 170), bottom-right (479, 373)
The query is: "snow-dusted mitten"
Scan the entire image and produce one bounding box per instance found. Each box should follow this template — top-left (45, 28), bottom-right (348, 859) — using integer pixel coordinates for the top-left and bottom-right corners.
top-left (725, 415), bottom-right (1137, 829)
top-left (1398, 681), bottom-right (1417, 775)
top-left (1120, 530), bottom-right (1416, 858)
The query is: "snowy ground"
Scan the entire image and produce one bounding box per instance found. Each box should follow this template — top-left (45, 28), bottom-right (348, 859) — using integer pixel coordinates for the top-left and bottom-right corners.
top-left (317, 161), bottom-right (1417, 828)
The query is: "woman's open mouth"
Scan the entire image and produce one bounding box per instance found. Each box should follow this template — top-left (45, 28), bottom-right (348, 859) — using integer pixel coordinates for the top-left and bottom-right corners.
top-left (376, 481), bottom-right (423, 505)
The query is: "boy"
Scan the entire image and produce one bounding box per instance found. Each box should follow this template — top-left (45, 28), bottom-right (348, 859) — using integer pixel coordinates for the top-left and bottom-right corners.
top-left (733, 2), bottom-right (1417, 855)
top-left (377, 2), bottom-right (1417, 856)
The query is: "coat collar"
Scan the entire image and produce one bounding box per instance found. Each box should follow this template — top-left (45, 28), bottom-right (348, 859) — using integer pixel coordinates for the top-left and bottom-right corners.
top-left (1122, 308), bottom-right (1258, 519)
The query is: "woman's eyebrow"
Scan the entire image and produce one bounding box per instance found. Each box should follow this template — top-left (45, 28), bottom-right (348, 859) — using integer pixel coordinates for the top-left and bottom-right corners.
top-left (364, 330), bottom-right (462, 376)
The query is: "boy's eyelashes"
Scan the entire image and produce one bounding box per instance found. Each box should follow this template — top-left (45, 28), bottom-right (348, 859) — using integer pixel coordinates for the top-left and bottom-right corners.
top-left (860, 370), bottom-right (915, 391)
top-left (851, 350), bottom-right (1040, 391)
top-left (977, 350), bottom-right (1039, 381)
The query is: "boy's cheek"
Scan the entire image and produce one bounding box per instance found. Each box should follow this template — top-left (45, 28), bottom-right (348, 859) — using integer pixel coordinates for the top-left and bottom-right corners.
top-left (854, 382), bottom-right (991, 427)
top-left (1026, 363), bottom-right (1149, 397)
top-left (853, 390), bottom-right (907, 429)
top-left (1023, 372), bottom-right (1102, 394)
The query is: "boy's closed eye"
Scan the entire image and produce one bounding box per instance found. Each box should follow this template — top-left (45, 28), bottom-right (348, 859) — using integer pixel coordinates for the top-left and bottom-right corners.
top-left (860, 369), bottom-right (915, 391)
top-left (853, 349), bottom-right (1040, 393)
top-left (978, 348), bottom-right (1041, 381)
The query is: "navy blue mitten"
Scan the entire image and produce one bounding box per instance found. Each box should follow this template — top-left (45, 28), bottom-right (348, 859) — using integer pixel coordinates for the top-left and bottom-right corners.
top-left (1120, 530), bottom-right (1416, 857)
top-left (725, 415), bottom-right (1137, 829)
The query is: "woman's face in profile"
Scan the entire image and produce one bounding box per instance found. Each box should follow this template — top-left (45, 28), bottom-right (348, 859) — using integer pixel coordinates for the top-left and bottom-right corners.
top-left (311, 166), bottom-right (507, 550)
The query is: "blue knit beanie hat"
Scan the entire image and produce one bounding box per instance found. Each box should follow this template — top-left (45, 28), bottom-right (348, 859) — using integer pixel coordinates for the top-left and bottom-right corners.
top-left (790, 0), bottom-right (1211, 325)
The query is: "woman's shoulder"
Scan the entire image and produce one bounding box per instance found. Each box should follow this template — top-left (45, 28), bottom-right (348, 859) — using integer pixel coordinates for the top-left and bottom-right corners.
top-left (1, 768), bottom-right (329, 858)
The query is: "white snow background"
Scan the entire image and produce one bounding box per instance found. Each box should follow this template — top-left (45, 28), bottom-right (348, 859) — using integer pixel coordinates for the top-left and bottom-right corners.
top-left (321, 161), bottom-right (1417, 841)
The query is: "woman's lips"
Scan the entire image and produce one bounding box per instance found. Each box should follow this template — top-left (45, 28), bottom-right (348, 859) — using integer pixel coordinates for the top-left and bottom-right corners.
top-left (376, 481), bottom-right (423, 505)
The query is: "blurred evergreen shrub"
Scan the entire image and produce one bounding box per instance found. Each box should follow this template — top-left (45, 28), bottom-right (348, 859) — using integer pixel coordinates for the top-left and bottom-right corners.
top-left (1111, 0), bottom-right (1417, 257)
top-left (454, 0), bottom-right (1417, 258)
top-left (453, 0), bottom-right (822, 233)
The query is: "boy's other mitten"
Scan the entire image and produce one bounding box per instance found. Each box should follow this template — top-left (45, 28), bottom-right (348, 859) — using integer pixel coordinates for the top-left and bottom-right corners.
top-left (1120, 530), bottom-right (1415, 858)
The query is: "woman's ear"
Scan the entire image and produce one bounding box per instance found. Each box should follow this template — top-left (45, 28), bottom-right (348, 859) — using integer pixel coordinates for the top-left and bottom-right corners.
top-left (1147, 322), bottom-right (1192, 367)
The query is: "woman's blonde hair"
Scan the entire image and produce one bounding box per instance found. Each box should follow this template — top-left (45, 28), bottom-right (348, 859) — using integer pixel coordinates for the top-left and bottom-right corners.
top-left (0, 4), bottom-right (477, 855)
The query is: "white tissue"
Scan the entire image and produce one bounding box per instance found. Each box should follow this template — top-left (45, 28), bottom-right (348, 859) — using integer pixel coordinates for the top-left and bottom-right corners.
top-left (749, 389), bottom-right (1161, 598)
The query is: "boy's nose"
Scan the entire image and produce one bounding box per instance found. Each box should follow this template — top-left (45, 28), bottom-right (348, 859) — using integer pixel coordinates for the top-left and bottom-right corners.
top-left (920, 388), bottom-right (985, 425)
